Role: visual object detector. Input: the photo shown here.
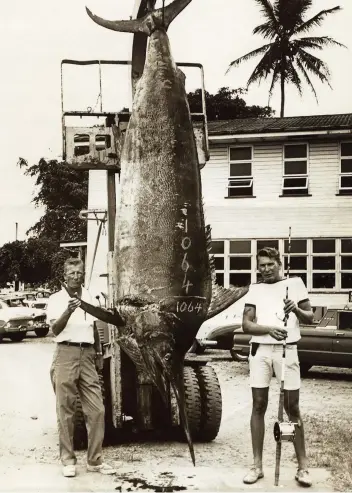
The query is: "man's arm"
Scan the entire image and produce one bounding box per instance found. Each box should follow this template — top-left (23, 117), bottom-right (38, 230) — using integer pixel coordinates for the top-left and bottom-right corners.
top-left (50, 298), bottom-right (81, 336)
top-left (242, 304), bottom-right (288, 341)
top-left (284, 299), bottom-right (314, 325)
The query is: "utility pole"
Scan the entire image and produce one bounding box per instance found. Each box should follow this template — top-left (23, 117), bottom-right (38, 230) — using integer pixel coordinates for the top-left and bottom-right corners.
top-left (15, 222), bottom-right (18, 241)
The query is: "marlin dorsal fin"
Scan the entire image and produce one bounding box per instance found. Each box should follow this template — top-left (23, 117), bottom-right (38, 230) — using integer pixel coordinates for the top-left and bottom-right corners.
top-left (205, 225), bottom-right (249, 320)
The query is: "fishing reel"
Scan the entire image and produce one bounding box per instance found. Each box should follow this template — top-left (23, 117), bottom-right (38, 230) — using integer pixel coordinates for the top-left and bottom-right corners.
top-left (273, 421), bottom-right (297, 442)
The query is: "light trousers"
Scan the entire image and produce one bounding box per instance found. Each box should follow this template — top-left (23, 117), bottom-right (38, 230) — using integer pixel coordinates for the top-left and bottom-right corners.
top-left (50, 344), bottom-right (105, 466)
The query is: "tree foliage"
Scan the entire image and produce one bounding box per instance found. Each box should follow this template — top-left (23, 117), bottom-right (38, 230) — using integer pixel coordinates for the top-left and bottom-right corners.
top-left (0, 159), bottom-right (89, 289)
top-left (188, 86), bottom-right (274, 120)
top-left (227, 0), bottom-right (345, 116)
top-left (21, 158), bottom-right (88, 242)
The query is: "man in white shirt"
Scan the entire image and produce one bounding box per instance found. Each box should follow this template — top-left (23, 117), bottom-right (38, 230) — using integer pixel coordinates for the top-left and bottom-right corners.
top-left (242, 247), bottom-right (314, 487)
top-left (47, 257), bottom-right (116, 478)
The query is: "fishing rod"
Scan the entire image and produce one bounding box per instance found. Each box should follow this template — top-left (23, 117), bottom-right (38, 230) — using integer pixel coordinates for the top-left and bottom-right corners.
top-left (273, 226), bottom-right (297, 487)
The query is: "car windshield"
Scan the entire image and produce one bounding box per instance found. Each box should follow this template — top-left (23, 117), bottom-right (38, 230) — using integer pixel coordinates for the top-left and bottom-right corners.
top-left (9, 299), bottom-right (25, 307)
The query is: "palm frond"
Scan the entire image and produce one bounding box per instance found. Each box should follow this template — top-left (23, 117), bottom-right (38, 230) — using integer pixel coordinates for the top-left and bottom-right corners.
top-left (295, 36), bottom-right (347, 50)
top-left (268, 65), bottom-right (281, 100)
top-left (226, 43), bottom-right (272, 74)
top-left (286, 60), bottom-right (303, 96)
top-left (293, 6), bottom-right (342, 35)
top-left (295, 58), bottom-right (318, 102)
top-left (253, 21), bottom-right (278, 39)
top-left (296, 48), bottom-right (332, 87)
top-left (254, 0), bottom-right (278, 25)
top-left (274, 0), bottom-right (312, 32)
top-left (246, 48), bottom-right (278, 86)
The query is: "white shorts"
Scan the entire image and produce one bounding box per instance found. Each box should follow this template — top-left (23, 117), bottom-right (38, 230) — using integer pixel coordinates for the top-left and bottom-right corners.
top-left (249, 344), bottom-right (300, 390)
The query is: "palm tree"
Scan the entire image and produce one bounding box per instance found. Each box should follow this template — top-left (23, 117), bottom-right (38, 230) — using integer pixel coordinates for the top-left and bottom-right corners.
top-left (226, 0), bottom-right (346, 117)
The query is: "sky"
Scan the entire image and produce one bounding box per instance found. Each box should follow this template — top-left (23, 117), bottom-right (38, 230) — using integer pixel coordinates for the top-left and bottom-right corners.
top-left (0, 0), bottom-right (351, 247)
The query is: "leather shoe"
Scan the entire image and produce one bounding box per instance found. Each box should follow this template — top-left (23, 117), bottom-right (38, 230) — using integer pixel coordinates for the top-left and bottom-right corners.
top-left (243, 467), bottom-right (264, 484)
top-left (295, 469), bottom-right (312, 487)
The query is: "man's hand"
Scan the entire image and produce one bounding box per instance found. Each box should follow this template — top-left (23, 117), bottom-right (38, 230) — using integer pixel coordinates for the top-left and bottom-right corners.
top-left (67, 298), bottom-right (81, 314)
top-left (284, 298), bottom-right (297, 315)
top-left (95, 353), bottom-right (104, 371)
top-left (268, 327), bottom-right (288, 341)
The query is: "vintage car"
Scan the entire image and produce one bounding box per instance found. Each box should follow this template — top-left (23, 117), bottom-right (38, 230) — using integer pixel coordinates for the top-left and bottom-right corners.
top-left (0, 299), bottom-right (34, 342)
top-left (188, 299), bottom-right (247, 358)
top-left (0, 295), bottom-right (49, 338)
top-left (232, 305), bottom-right (352, 375)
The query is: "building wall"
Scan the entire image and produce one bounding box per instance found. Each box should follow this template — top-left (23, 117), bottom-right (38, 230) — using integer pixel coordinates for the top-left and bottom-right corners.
top-left (202, 140), bottom-right (351, 238)
top-left (202, 139), bottom-right (352, 306)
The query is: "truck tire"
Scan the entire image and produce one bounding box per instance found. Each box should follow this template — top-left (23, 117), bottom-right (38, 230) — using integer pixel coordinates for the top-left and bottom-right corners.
top-left (195, 365), bottom-right (222, 442)
top-left (34, 327), bottom-right (49, 337)
top-left (73, 372), bottom-right (106, 451)
top-left (9, 332), bottom-right (26, 342)
top-left (180, 366), bottom-right (202, 439)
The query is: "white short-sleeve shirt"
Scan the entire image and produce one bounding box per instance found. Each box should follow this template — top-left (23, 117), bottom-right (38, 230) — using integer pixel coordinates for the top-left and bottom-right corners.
top-left (46, 287), bottom-right (96, 344)
top-left (244, 276), bottom-right (309, 344)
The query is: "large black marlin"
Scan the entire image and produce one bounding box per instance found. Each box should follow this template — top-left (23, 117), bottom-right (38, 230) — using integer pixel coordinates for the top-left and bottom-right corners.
top-left (77, 0), bottom-right (249, 465)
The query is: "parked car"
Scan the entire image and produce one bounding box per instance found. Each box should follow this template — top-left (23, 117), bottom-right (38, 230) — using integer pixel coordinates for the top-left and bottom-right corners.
top-left (0, 300), bottom-right (34, 342)
top-left (188, 298), bottom-right (247, 359)
top-left (35, 289), bottom-right (51, 299)
top-left (30, 300), bottom-right (48, 311)
top-left (232, 304), bottom-right (352, 375)
top-left (0, 295), bottom-right (49, 338)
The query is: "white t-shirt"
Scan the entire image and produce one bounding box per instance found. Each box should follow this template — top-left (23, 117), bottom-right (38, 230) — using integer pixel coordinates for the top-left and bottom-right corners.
top-left (244, 277), bottom-right (309, 344)
top-left (46, 287), bottom-right (96, 344)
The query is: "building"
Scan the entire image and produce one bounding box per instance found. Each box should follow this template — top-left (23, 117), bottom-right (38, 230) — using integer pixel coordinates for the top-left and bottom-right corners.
top-left (83, 113), bottom-right (352, 310)
top-left (204, 114), bottom-right (352, 308)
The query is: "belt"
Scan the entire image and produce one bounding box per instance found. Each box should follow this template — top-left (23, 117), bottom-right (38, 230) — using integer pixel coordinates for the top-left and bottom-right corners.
top-left (58, 341), bottom-right (93, 348)
top-left (250, 342), bottom-right (298, 346)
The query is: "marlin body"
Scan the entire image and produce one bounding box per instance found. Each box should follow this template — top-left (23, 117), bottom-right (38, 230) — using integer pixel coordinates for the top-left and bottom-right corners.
top-left (80, 0), bottom-right (249, 464)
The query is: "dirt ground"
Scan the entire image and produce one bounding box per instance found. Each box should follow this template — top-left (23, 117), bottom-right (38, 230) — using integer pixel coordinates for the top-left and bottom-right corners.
top-left (0, 335), bottom-right (350, 492)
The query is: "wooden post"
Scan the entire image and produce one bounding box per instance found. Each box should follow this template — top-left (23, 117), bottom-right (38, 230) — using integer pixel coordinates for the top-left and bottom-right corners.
top-left (107, 171), bottom-right (116, 252)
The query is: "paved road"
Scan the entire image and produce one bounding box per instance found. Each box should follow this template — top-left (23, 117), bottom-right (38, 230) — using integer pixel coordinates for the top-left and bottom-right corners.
top-left (0, 336), bottom-right (341, 492)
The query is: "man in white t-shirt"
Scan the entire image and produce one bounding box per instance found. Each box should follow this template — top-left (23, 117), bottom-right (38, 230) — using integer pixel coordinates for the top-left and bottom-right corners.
top-left (242, 247), bottom-right (314, 487)
top-left (47, 257), bottom-right (116, 478)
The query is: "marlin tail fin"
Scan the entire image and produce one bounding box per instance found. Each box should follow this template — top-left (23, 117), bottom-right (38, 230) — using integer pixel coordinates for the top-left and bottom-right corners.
top-left (86, 0), bottom-right (192, 34)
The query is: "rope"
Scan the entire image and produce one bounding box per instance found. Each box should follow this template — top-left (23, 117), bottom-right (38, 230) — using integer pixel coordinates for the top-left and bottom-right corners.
top-left (87, 219), bottom-right (104, 290)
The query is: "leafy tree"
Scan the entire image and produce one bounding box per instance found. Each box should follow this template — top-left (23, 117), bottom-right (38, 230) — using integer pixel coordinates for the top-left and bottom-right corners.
top-left (0, 241), bottom-right (24, 287)
top-left (188, 86), bottom-right (274, 120)
top-left (19, 158), bottom-right (88, 242)
top-left (13, 158), bottom-right (89, 289)
top-left (226, 0), bottom-right (345, 117)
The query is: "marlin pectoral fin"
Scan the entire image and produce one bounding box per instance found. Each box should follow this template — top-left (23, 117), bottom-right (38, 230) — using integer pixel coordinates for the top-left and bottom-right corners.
top-left (206, 284), bottom-right (250, 321)
top-left (86, 7), bottom-right (149, 34)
